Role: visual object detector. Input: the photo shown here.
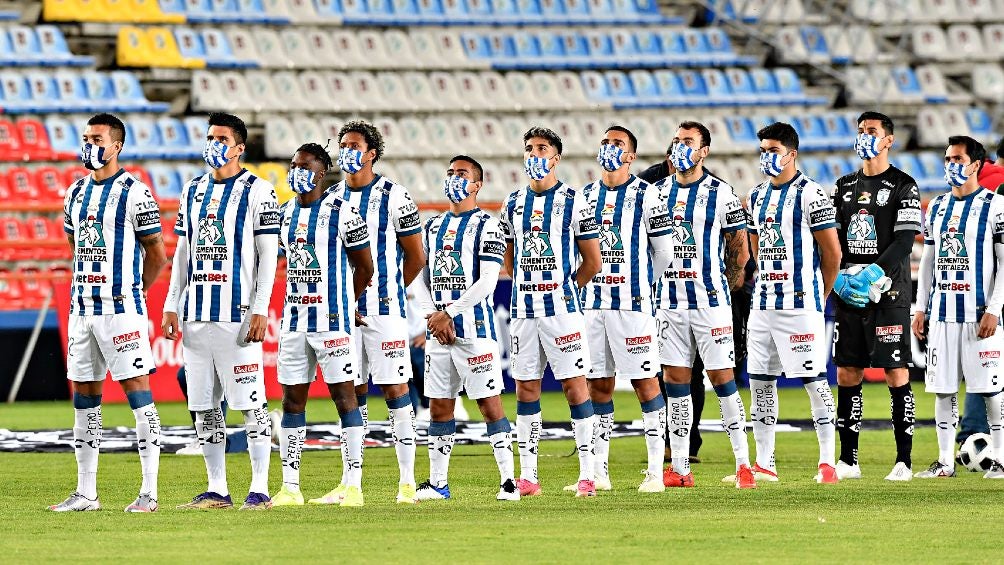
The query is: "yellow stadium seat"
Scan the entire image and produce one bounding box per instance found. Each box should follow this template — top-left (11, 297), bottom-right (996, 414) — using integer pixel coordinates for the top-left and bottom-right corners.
top-left (255, 163), bottom-right (294, 205)
top-left (129, 0), bottom-right (186, 23)
top-left (117, 26), bottom-right (153, 67)
top-left (143, 27), bottom-right (205, 69)
top-left (44, 0), bottom-right (105, 22)
top-left (46, 0), bottom-right (185, 23)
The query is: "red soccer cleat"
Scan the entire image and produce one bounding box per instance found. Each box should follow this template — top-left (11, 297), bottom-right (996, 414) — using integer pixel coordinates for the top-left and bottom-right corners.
top-left (663, 468), bottom-right (695, 488)
top-left (735, 464), bottom-right (757, 489)
top-left (815, 463), bottom-right (839, 484)
top-left (516, 478), bottom-right (542, 496)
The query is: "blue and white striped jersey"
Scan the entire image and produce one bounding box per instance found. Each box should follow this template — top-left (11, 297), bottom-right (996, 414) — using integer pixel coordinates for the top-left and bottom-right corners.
top-left (747, 172), bottom-right (837, 312)
top-left (423, 208), bottom-right (505, 340)
top-left (581, 175), bottom-right (669, 313)
top-left (332, 175), bottom-right (422, 319)
top-left (652, 171), bottom-right (747, 310)
top-left (280, 192), bottom-right (370, 333)
top-left (499, 182), bottom-right (598, 319)
top-left (63, 168), bottom-right (161, 316)
top-left (174, 169), bottom-right (280, 322)
top-left (921, 188), bottom-right (1004, 323)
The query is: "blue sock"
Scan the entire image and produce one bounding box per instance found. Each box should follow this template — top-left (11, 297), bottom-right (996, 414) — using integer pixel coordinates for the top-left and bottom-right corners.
top-left (125, 390), bottom-right (154, 410)
top-left (281, 411), bottom-right (306, 428)
top-left (72, 392), bottom-right (102, 409)
top-left (517, 400), bottom-right (541, 415)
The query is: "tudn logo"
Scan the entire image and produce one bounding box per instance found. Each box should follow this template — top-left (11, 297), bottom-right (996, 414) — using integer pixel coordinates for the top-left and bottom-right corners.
top-left (324, 337), bottom-right (350, 348)
top-left (554, 332), bottom-right (581, 346)
top-left (381, 340), bottom-right (406, 351)
top-left (233, 364), bottom-right (259, 374)
top-left (790, 333), bottom-right (814, 343)
top-left (625, 336), bottom-right (652, 346)
top-left (113, 331), bottom-right (140, 345)
top-left (467, 353), bottom-right (494, 366)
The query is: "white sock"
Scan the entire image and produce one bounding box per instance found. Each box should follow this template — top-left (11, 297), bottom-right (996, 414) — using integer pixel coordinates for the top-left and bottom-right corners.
top-left (750, 378), bottom-right (778, 473)
top-left (667, 392), bottom-right (693, 476)
top-left (244, 408), bottom-right (272, 496)
top-left (389, 404), bottom-right (416, 485)
top-left (428, 419), bottom-right (456, 488)
top-left (73, 405), bottom-right (102, 500)
top-left (488, 422), bottom-right (515, 484)
top-left (359, 403), bottom-right (369, 433)
top-left (642, 405), bottom-right (667, 476)
top-left (986, 393), bottom-right (1004, 464)
top-left (279, 414), bottom-right (306, 492)
top-left (593, 411), bottom-right (614, 479)
top-left (803, 379), bottom-right (836, 466)
top-left (343, 424), bottom-right (364, 488)
top-left (716, 389), bottom-right (750, 469)
top-left (934, 393), bottom-right (958, 467)
top-left (132, 404), bottom-right (161, 499)
top-left (572, 415), bottom-right (595, 481)
top-left (196, 408), bottom-right (228, 496)
top-left (516, 409), bottom-right (541, 483)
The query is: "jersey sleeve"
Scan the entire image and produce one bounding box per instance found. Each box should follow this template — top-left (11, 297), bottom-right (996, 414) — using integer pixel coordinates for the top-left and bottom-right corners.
top-left (719, 188), bottom-right (747, 233)
top-left (62, 183), bottom-right (75, 235)
top-left (253, 181), bottom-right (281, 236)
top-left (746, 188), bottom-right (760, 231)
top-left (391, 185), bottom-right (422, 237)
top-left (923, 197), bottom-right (937, 245)
top-left (831, 182), bottom-right (845, 232)
top-left (894, 181), bottom-right (923, 233)
top-left (804, 183), bottom-right (837, 232)
top-left (175, 178), bottom-right (194, 237)
top-left (478, 216), bottom-right (506, 264)
top-left (340, 205), bottom-right (370, 251)
top-left (277, 203), bottom-right (290, 250)
top-left (499, 195), bottom-right (515, 242)
top-left (129, 182), bottom-right (162, 237)
top-left (572, 190), bottom-right (598, 240)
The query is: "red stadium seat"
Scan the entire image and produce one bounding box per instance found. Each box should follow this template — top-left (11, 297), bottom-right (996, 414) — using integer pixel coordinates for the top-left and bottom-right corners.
top-left (125, 165), bottom-right (156, 197)
top-left (34, 166), bottom-right (65, 203)
top-left (0, 172), bottom-right (11, 201)
top-left (0, 267), bottom-right (25, 310)
top-left (16, 119), bottom-right (56, 161)
top-left (24, 214), bottom-right (68, 260)
top-left (6, 167), bottom-right (38, 201)
top-left (0, 119), bottom-right (22, 162)
top-left (18, 266), bottom-right (50, 309)
top-left (50, 216), bottom-right (68, 240)
top-left (61, 165), bottom-right (89, 188)
top-left (0, 217), bottom-right (28, 261)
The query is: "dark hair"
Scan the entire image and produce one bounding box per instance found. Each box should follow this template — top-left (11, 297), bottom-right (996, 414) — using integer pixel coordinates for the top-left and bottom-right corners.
top-left (857, 111), bottom-right (895, 136)
top-left (948, 135), bottom-right (987, 175)
top-left (450, 154), bottom-right (483, 182)
top-left (523, 126), bottom-right (563, 155)
top-left (207, 112), bottom-right (247, 145)
top-left (605, 125), bottom-right (638, 153)
top-left (296, 142), bottom-right (333, 170)
top-left (996, 136), bottom-right (1004, 160)
top-left (757, 122), bottom-right (799, 152)
top-left (338, 120), bottom-right (384, 163)
top-left (86, 113), bottom-right (126, 144)
top-left (677, 120), bottom-right (711, 148)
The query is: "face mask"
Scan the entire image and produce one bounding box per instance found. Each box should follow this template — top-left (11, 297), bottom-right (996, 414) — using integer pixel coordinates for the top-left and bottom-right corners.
top-left (759, 151), bottom-right (787, 177)
top-left (80, 142), bottom-right (112, 171)
top-left (524, 156), bottom-right (551, 181)
top-left (944, 162), bottom-right (970, 187)
top-left (443, 176), bottom-right (471, 204)
top-left (203, 140), bottom-right (231, 169)
top-left (670, 143), bottom-right (698, 172)
top-left (596, 144), bottom-right (625, 172)
top-left (337, 147), bottom-right (365, 175)
top-left (854, 133), bottom-right (883, 161)
top-left (287, 167), bottom-right (317, 194)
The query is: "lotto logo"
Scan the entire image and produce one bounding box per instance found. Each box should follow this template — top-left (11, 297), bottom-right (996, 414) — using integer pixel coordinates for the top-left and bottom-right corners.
top-left (625, 336), bottom-right (651, 346)
top-left (980, 351), bottom-right (1001, 359)
top-left (467, 352), bottom-right (494, 366)
top-left (382, 340), bottom-right (406, 351)
top-left (113, 331), bottom-right (140, 345)
top-left (324, 337), bottom-right (350, 348)
top-left (234, 363), bottom-right (259, 374)
top-left (554, 332), bottom-right (581, 346)
top-left (711, 326), bottom-right (733, 337)
top-left (875, 325), bottom-right (903, 336)
top-left (790, 333), bottom-right (814, 343)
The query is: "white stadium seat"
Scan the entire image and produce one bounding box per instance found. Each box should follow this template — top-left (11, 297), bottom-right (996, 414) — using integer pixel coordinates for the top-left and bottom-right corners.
top-left (244, 70), bottom-right (287, 111)
top-left (373, 117), bottom-right (407, 158)
top-left (474, 116), bottom-right (510, 157)
top-left (401, 71), bottom-right (441, 110)
top-left (915, 107), bottom-right (948, 147)
top-left (376, 72), bottom-right (419, 112)
top-left (357, 31), bottom-right (396, 69)
top-left (302, 29), bottom-right (340, 70)
top-left (551, 116), bottom-right (587, 156)
top-left (330, 30), bottom-right (365, 69)
top-left (250, 28), bottom-right (292, 68)
top-left (973, 64), bottom-right (1004, 102)
top-left (382, 30), bottom-right (422, 69)
top-left (190, 70), bottom-right (225, 111)
top-left (318, 116), bottom-right (347, 144)
top-left (348, 71), bottom-right (388, 111)
top-left (428, 71), bottom-right (467, 109)
top-left (271, 71), bottom-right (309, 110)
top-left (424, 116), bottom-right (461, 152)
top-left (394, 160), bottom-right (428, 196)
top-left (224, 27), bottom-right (262, 65)
top-left (455, 71), bottom-right (491, 111)
top-left (982, 24), bottom-right (1004, 61)
top-left (947, 25), bottom-right (990, 61)
top-left (264, 115), bottom-right (298, 158)
top-left (503, 72), bottom-right (543, 111)
top-left (911, 25), bottom-right (950, 62)
top-left (279, 29), bottom-right (314, 68)
top-left (396, 117), bottom-right (432, 158)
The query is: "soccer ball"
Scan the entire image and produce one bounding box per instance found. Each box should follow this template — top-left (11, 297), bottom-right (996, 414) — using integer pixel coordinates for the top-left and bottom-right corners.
top-left (957, 433), bottom-right (995, 472)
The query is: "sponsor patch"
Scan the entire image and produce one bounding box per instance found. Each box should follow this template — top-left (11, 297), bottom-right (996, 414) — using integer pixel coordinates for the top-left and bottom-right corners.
top-left (467, 352), bottom-right (494, 366)
top-left (875, 325), bottom-right (903, 336)
top-left (579, 217), bottom-right (598, 233)
top-left (896, 208), bottom-right (921, 224)
top-left (234, 363), bottom-right (259, 374)
top-left (399, 211), bottom-right (421, 230)
top-left (980, 351), bottom-right (1001, 359)
top-left (382, 340), bottom-right (406, 350)
top-left (555, 332), bottom-right (581, 346)
top-left (259, 211), bottom-right (280, 227)
top-left (135, 210), bottom-right (160, 228)
top-left (324, 337), bottom-right (351, 348)
top-left (711, 326), bottom-right (733, 337)
top-left (625, 335), bottom-right (652, 346)
top-left (346, 226), bottom-right (369, 244)
top-left (113, 331), bottom-right (140, 345)
top-left (808, 207), bottom-right (836, 226)
top-left (481, 240), bottom-right (506, 256)
top-left (790, 333), bottom-right (814, 343)
top-left (725, 208), bottom-right (746, 226)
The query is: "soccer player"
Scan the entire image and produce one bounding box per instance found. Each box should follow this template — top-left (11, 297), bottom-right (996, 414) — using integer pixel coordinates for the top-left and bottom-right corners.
top-left (311, 121), bottom-right (427, 505)
top-left (912, 136), bottom-right (1004, 479)
top-left (50, 113), bottom-right (168, 512)
top-left (745, 122), bottom-right (842, 484)
top-left (652, 121), bottom-right (755, 489)
top-left (411, 155), bottom-right (519, 502)
top-left (575, 125), bottom-right (675, 493)
top-left (830, 112), bottom-right (922, 481)
top-left (163, 113), bottom-right (280, 510)
top-left (270, 143), bottom-right (374, 507)
top-left (500, 127), bottom-right (602, 497)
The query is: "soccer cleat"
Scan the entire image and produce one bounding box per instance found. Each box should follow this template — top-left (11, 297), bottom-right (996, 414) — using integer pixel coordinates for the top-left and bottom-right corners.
top-left (49, 492), bottom-right (100, 512)
top-left (174, 438), bottom-right (202, 456)
top-left (124, 493), bottom-right (158, 513)
top-left (177, 491), bottom-right (233, 509)
top-left (638, 471), bottom-right (665, 493)
top-left (564, 476), bottom-right (611, 492)
top-left (574, 479), bottom-right (596, 497)
top-left (753, 463), bottom-right (779, 482)
top-left (983, 461), bottom-right (1004, 479)
top-left (497, 479), bottom-right (520, 501)
top-left (663, 469), bottom-right (695, 488)
top-left (308, 484), bottom-right (346, 505)
top-left (340, 486), bottom-right (364, 507)
top-left (835, 461), bottom-right (862, 480)
top-left (735, 464), bottom-right (757, 489)
top-left (271, 486), bottom-right (305, 506)
top-left (815, 463), bottom-right (839, 484)
top-left (415, 480), bottom-right (451, 501)
top-left (396, 483), bottom-right (418, 504)
top-left (516, 478), bottom-right (542, 497)
top-left (884, 462), bottom-right (913, 481)
top-left (914, 461), bottom-right (956, 478)
top-left (240, 492), bottom-right (272, 510)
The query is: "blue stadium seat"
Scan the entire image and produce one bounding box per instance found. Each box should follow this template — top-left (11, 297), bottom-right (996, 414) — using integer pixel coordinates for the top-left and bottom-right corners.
top-left (579, 70), bottom-right (612, 102)
top-left (610, 30), bottom-right (643, 67)
top-left (800, 156), bottom-right (827, 185)
top-left (629, 0), bottom-right (682, 24)
top-left (892, 154), bottom-right (930, 189)
top-left (916, 152), bottom-right (945, 185)
top-left (507, 31), bottom-right (543, 69)
top-left (464, 0), bottom-right (493, 21)
top-left (313, 0), bottom-right (345, 21)
top-left (0, 29), bottom-right (20, 66)
top-left (821, 112), bottom-right (853, 148)
top-left (515, 0), bottom-right (543, 23)
top-left (25, 72), bottom-right (70, 113)
top-left (560, 0), bottom-right (592, 24)
top-left (146, 165), bottom-right (183, 200)
top-left (45, 116), bottom-right (79, 157)
top-left (538, 0), bottom-right (567, 23)
top-left (157, 116), bottom-right (200, 159)
top-left (724, 116), bottom-right (758, 146)
top-left (965, 107), bottom-right (994, 140)
top-left (183, 0), bottom-right (247, 23)
top-left (657, 29), bottom-right (689, 66)
top-left (339, 0), bottom-right (371, 23)
top-left (441, 0), bottom-right (476, 24)
top-left (705, 28), bottom-right (754, 65)
top-left (681, 29), bottom-right (715, 66)
top-left (535, 33), bottom-right (570, 69)
top-left (416, 0), bottom-right (445, 24)
top-left (584, 31), bottom-right (617, 65)
top-left (201, 29), bottom-right (258, 68)
top-left (773, 67), bottom-right (827, 105)
top-left (0, 73), bottom-right (37, 113)
top-left (460, 32), bottom-right (491, 61)
top-left (823, 155), bottom-right (854, 183)
top-left (488, 0), bottom-right (522, 25)
top-left (628, 69), bottom-right (661, 106)
top-left (34, 26), bottom-right (95, 67)
top-left (723, 68), bottom-right (763, 105)
top-left (110, 71), bottom-right (170, 113)
top-left (677, 69), bottom-right (715, 106)
top-left (603, 70), bottom-right (638, 108)
top-left (800, 26), bottom-right (831, 62)
top-left (634, 31), bottom-right (666, 66)
top-left (125, 118), bottom-right (165, 159)
top-left (388, 0), bottom-right (423, 25)
top-left (792, 115), bottom-right (831, 151)
top-left (652, 70), bottom-right (690, 107)
top-left (701, 68), bottom-right (736, 106)
top-left (485, 32), bottom-right (517, 64)
top-left (888, 66), bottom-right (926, 104)
top-left (237, 0), bottom-right (287, 24)
top-left (53, 70), bottom-right (95, 113)
top-left (704, 0), bottom-right (758, 23)
top-left (557, 31), bottom-right (592, 68)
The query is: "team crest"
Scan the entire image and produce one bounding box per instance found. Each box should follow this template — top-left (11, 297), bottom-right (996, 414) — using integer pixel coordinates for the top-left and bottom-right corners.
top-left (522, 225), bottom-right (553, 257)
top-left (288, 225), bottom-right (320, 269)
top-left (197, 199), bottom-right (226, 245)
top-left (78, 204), bottom-right (106, 248)
top-left (598, 220), bottom-right (623, 250)
top-left (433, 246), bottom-right (464, 276)
top-left (876, 188), bottom-right (891, 206)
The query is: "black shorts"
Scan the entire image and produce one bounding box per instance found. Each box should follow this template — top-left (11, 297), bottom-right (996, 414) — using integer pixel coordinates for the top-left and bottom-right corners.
top-left (832, 306), bottom-right (910, 369)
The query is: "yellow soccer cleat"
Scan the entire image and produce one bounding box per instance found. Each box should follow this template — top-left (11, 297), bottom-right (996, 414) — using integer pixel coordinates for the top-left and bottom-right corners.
top-left (308, 484), bottom-right (346, 505)
top-left (271, 486), bottom-right (304, 507)
top-left (396, 482), bottom-right (417, 504)
top-left (340, 486), bottom-right (364, 507)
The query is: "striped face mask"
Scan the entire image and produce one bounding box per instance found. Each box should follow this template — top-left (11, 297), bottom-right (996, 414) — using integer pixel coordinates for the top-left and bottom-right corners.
top-left (854, 133), bottom-right (883, 161)
top-left (944, 162), bottom-right (970, 187)
top-left (524, 156), bottom-right (551, 181)
top-left (596, 144), bottom-right (625, 172)
top-left (287, 167), bottom-right (317, 194)
top-left (759, 151), bottom-right (786, 177)
top-left (203, 140), bottom-right (231, 169)
top-left (443, 176), bottom-right (471, 204)
top-left (80, 142), bottom-right (111, 171)
top-left (337, 147), bottom-right (365, 174)
top-left (670, 143), bottom-right (698, 172)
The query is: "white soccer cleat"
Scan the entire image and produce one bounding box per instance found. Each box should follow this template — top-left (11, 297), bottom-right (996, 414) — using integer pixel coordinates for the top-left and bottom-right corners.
top-left (49, 492), bottom-right (100, 512)
top-left (594, 476), bottom-right (612, 491)
top-left (884, 462), bottom-right (912, 481)
top-left (124, 493), bottom-right (158, 512)
top-left (175, 438), bottom-right (203, 456)
top-left (835, 461), bottom-right (862, 480)
top-left (497, 479), bottom-right (520, 501)
top-left (984, 461), bottom-right (1004, 479)
top-left (914, 461), bottom-right (956, 478)
top-left (638, 471), bottom-right (665, 493)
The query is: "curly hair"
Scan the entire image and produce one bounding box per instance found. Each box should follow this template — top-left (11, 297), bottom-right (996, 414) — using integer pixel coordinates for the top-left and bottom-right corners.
top-left (338, 120), bottom-right (384, 163)
top-left (296, 142), bottom-right (333, 170)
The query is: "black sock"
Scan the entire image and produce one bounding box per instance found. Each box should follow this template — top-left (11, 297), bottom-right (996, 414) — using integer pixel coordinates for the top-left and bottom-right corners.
top-left (890, 383), bottom-right (915, 467)
top-left (836, 384), bottom-right (863, 465)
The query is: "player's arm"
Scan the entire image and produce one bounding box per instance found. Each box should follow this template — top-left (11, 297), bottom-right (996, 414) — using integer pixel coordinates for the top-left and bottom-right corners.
top-left (138, 232), bottom-right (168, 291)
top-left (502, 243), bottom-right (514, 277)
top-left (398, 232), bottom-right (426, 287)
top-left (347, 246), bottom-right (374, 302)
top-left (723, 228), bottom-right (750, 290)
top-left (246, 189), bottom-right (281, 343)
top-left (162, 235), bottom-right (187, 340)
top-left (575, 237), bottom-right (601, 289)
top-left (911, 240), bottom-right (935, 340)
top-left (978, 211), bottom-right (1004, 339)
top-left (812, 227), bottom-right (841, 298)
top-left (875, 184), bottom-right (922, 272)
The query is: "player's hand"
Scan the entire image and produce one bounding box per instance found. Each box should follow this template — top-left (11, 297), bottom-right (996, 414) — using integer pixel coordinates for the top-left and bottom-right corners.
top-left (411, 333), bottom-right (426, 348)
top-left (834, 272), bottom-right (868, 308)
top-left (427, 311), bottom-right (456, 345)
top-left (162, 311), bottom-right (180, 341)
top-left (977, 313), bottom-right (999, 339)
top-left (911, 311), bottom-right (927, 340)
top-left (246, 314), bottom-right (267, 343)
top-left (355, 311), bottom-right (368, 327)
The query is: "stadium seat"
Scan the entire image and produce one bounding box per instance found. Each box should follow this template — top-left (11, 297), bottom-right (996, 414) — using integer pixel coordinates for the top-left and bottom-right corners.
top-left (382, 29), bottom-right (422, 69)
top-left (329, 30), bottom-right (366, 70)
top-left (914, 64), bottom-right (955, 104)
top-left (156, 116), bottom-right (199, 159)
top-left (282, 28), bottom-right (320, 68)
top-left (264, 116), bottom-right (298, 159)
top-left (397, 117), bottom-right (433, 157)
top-left (61, 164), bottom-right (89, 187)
top-left (651, 70), bottom-right (690, 107)
top-left (358, 30), bottom-right (395, 70)
top-left (250, 28), bottom-right (293, 68)
top-left (911, 25), bottom-right (950, 61)
top-left (947, 24), bottom-right (990, 61)
top-left (973, 64), bottom-right (1004, 102)
top-left (201, 29), bottom-right (258, 68)
top-left (474, 116), bottom-right (509, 157)
top-left (34, 166), bottom-right (65, 202)
top-left (984, 24), bottom-right (1004, 61)
top-left (888, 66), bottom-right (926, 104)
top-left (771, 67), bottom-right (827, 105)
top-left (218, 70), bottom-right (258, 110)
top-left (127, 26), bottom-right (205, 68)
top-left (23, 25), bottom-right (95, 67)
top-left (110, 71), bottom-right (170, 112)
top-left (271, 70), bottom-right (310, 111)
top-left (16, 118), bottom-right (56, 161)
top-left (7, 166), bottom-right (37, 202)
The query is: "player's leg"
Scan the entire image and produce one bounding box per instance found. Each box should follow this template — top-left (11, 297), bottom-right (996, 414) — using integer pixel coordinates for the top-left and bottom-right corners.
top-left (477, 395), bottom-right (518, 501)
top-left (833, 307), bottom-right (867, 478)
top-left (803, 374), bottom-right (838, 483)
top-left (583, 309), bottom-right (614, 490)
top-left (416, 339), bottom-right (458, 501)
top-left (868, 308), bottom-right (915, 480)
top-left (632, 376), bottom-right (666, 492)
top-left (120, 377), bottom-right (160, 512)
top-left (959, 325), bottom-right (1004, 478)
top-left (915, 320), bottom-right (959, 478)
top-left (745, 309), bottom-right (781, 481)
top-left (510, 318), bottom-right (544, 495)
top-left (273, 331), bottom-right (310, 505)
top-left (657, 308), bottom-right (696, 485)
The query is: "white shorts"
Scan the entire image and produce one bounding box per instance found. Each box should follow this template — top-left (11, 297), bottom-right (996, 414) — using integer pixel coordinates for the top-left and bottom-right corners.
top-left (656, 306), bottom-right (736, 371)
top-left (67, 313), bottom-right (155, 382)
top-left (425, 337), bottom-right (504, 400)
top-left (182, 321), bottom-right (264, 411)
top-left (278, 330), bottom-right (356, 386)
top-left (357, 315), bottom-right (412, 386)
top-left (585, 309), bottom-right (658, 380)
top-left (510, 311), bottom-right (592, 381)
top-left (925, 320), bottom-right (1004, 394)
top-left (746, 309), bottom-right (827, 379)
